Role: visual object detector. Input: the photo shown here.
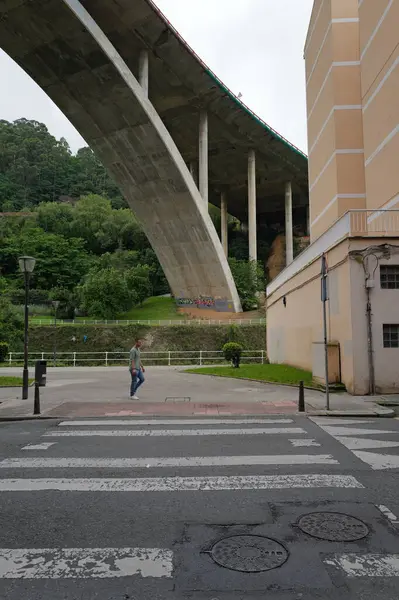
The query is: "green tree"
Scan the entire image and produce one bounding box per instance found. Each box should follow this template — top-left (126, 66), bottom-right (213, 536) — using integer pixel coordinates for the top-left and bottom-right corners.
top-left (228, 258), bottom-right (265, 311)
top-left (0, 227), bottom-right (90, 291)
top-left (78, 268), bottom-right (133, 319)
top-left (0, 296), bottom-right (24, 350)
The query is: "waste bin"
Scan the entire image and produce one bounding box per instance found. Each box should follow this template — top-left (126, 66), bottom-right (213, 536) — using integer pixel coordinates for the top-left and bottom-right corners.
top-left (35, 360), bottom-right (47, 387)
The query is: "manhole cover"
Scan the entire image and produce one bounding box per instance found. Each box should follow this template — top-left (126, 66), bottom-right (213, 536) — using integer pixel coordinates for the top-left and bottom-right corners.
top-left (209, 535), bottom-right (289, 572)
top-left (297, 512), bottom-right (369, 542)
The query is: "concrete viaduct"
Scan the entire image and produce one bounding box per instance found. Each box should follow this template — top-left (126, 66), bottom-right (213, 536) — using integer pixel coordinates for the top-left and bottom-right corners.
top-left (0, 0), bottom-right (309, 312)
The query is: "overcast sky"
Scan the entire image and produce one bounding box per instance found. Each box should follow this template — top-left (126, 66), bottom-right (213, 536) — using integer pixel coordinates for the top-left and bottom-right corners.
top-left (0, 0), bottom-right (313, 154)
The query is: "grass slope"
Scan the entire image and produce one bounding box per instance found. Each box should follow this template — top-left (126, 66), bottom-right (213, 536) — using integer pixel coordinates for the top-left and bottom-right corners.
top-left (119, 296), bottom-right (183, 321)
top-left (186, 364), bottom-right (314, 386)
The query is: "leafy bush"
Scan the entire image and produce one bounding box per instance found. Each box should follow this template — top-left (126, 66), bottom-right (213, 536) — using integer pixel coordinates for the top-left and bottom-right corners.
top-left (0, 342), bottom-right (9, 363)
top-left (222, 342), bottom-right (243, 368)
top-left (0, 297), bottom-right (24, 351)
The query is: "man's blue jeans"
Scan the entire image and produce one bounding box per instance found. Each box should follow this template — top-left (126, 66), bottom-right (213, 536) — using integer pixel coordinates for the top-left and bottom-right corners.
top-left (130, 369), bottom-right (145, 396)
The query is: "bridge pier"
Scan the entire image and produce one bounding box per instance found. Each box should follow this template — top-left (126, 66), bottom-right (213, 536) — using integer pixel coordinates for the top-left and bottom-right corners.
top-left (189, 161), bottom-right (197, 186)
top-left (248, 149), bottom-right (257, 263)
top-left (138, 50), bottom-right (149, 97)
top-left (199, 110), bottom-right (208, 206)
top-left (221, 191), bottom-right (228, 257)
top-left (285, 181), bottom-right (294, 265)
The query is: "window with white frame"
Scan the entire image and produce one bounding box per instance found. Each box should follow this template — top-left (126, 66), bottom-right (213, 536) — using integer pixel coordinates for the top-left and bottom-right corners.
top-left (383, 324), bottom-right (399, 348)
top-left (380, 265), bottom-right (399, 289)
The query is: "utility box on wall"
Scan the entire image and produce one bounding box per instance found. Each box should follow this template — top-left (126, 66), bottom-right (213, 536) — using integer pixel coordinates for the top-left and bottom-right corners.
top-left (312, 342), bottom-right (341, 385)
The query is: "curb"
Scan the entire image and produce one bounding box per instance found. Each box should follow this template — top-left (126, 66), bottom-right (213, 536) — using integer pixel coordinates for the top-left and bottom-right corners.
top-left (307, 407), bottom-right (395, 418)
top-left (0, 416), bottom-right (64, 422)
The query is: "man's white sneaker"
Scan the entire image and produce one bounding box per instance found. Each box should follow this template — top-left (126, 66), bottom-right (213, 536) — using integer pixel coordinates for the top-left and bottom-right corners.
top-left (130, 395), bottom-right (139, 400)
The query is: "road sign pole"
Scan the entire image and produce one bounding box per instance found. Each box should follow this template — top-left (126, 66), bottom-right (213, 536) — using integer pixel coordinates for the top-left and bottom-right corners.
top-left (321, 254), bottom-right (330, 411)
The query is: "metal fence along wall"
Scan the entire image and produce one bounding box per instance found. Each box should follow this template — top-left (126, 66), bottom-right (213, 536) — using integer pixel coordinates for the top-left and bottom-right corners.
top-left (30, 318), bottom-right (266, 326)
top-left (7, 350), bottom-right (266, 367)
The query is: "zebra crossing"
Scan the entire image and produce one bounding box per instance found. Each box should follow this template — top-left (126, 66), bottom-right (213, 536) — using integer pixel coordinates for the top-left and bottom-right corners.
top-left (311, 416), bottom-right (399, 470)
top-left (0, 415), bottom-right (398, 593)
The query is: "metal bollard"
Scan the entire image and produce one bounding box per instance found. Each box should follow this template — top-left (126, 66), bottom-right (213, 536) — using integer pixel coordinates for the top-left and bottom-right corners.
top-left (298, 380), bottom-right (305, 412)
top-left (34, 382), bottom-right (41, 415)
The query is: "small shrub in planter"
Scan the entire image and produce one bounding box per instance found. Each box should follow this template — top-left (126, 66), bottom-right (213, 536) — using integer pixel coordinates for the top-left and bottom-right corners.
top-left (0, 342), bottom-right (9, 363)
top-left (222, 342), bottom-right (243, 368)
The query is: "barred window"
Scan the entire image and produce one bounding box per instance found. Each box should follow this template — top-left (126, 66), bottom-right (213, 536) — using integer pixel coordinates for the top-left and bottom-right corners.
top-left (383, 324), bottom-right (399, 348)
top-left (380, 265), bottom-right (399, 289)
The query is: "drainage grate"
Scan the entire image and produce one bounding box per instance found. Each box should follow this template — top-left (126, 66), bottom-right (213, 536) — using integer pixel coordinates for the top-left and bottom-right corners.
top-left (208, 535), bottom-right (289, 573)
top-left (297, 512), bottom-right (369, 542)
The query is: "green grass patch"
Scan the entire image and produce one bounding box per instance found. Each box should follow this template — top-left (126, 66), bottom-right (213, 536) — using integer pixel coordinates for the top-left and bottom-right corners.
top-left (119, 296), bottom-right (183, 321)
top-left (0, 376), bottom-right (34, 387)
top-left (186, 363), bottom-right (314, 386)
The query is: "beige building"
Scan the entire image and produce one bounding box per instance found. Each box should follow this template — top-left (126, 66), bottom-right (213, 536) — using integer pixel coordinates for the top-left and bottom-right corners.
top-left (267, 0), bottom-right (399, 394)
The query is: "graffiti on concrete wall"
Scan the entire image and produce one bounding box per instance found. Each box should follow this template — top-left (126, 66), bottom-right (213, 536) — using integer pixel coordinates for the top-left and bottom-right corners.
top-left (176, 296), bottom-right (234, 312)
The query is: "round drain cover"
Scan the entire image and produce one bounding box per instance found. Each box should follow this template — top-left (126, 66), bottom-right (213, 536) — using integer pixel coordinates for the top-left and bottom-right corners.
top-left (297, 512), bottom-right (369, 542)
top-left (210, 535), bottom-right (288, 573)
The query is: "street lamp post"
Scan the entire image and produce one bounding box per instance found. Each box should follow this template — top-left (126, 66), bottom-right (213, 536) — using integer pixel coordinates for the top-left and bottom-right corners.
top-left (18, 256), bottom-right (36, 400)
top-left (52, 300), bottom-right (60, 367)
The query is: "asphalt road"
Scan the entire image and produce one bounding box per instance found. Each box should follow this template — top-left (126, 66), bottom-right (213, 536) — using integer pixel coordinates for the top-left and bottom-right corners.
top-left (0, 415), bottom-right (399, 599)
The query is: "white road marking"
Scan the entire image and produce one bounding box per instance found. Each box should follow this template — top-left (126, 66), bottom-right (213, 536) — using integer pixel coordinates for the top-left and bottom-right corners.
top-left (324, 553), bottom-right (399, 577)
top-left (311, 418), bottom-right (375, 426)
top-left (0, 475), bottom-right (364, 492)
top-left (289, 439), bottom-right (321, 447)
top-left (58, 419), bottom-right (294, 426)
top-left (334, 436), bottom-right (399, 451)
top-left (21, 443), bottom-right (56, 451)
top-left (322, 426), bottom-right (393, 436)
top-left (0, 547), bottom-right (173, 579)
top-left (0, 455), bottom-right (339, 469)
top-left (377, 505), bottom-right (399, 524)
top-left (354, 451), bottom-right (399, 470)
top-left (44, 428), bottom-right (306, 437)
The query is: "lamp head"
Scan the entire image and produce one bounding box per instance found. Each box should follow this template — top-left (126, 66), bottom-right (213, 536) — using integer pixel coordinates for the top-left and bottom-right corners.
top-left (18, 256), bottom-right (36, 274)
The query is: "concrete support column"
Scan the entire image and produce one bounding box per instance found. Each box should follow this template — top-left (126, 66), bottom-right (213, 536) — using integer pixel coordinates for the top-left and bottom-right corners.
top-left (189, 161), bottom-right (197, 186)
top-left (248, 149), bottom-right (257, 263)
top-left (199, 110), bottom-right (208, 206)
top-left (285, 181), bottom-right (294, 265)
top-left (220, 191), bottom-right (228, 257)
top-left (139, 50), bottom-right (149, 97)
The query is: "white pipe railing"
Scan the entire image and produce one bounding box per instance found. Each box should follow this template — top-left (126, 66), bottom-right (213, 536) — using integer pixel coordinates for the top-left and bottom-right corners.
top-left (30, 318), bottom-right (266, 326)
top-left (7, 350), bottom-right (266, 367)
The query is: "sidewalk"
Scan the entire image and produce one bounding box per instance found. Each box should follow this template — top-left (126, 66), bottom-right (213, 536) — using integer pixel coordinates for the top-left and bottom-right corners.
top-left (0, 366), bottom-right (394, 419)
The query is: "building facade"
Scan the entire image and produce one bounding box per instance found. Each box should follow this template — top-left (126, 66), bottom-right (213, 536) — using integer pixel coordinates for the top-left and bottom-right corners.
top-left (267, 0), bottom-right (399, 394)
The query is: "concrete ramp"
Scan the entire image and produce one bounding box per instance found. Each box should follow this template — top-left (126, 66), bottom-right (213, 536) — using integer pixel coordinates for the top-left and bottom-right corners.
top-left (0, 0), bottom-right (241, 311)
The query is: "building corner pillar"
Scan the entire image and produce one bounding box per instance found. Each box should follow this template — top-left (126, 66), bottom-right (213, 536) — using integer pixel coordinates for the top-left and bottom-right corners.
top-left (248, 149), bottom-right (257, 263)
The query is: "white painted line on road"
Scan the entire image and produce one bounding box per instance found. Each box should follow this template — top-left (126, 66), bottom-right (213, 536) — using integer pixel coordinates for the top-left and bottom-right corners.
top-left (354, 451), bottom-right (399, 470)
top-left (311, 418), bottom-right (375, 426)
top-left (334, 436), bottom-right (399, 451)
top-left (322, 426), bottom-right (393, 436)
top-left (377, 505), bottom-right (399, 524)
top-left (44, 428), bottom-right (306, 438)
top-left (0, 547), bottom-right (173, 579)
top-left (289, 439), bottom-right (321, 447)
top-left (0, 455), bottom-right (339, 469)
top-left (21, 443), bottom-right (56, 451)
top-left (324, 553), bottom-right (399, 577)
top-left (58, 419), bottom-right (294, 426)
top-left (0, 475), bottom-right (364, 492)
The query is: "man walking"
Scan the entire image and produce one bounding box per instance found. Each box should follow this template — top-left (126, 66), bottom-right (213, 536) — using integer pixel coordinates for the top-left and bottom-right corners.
top-left (129, 339), bottom-right (145, 400)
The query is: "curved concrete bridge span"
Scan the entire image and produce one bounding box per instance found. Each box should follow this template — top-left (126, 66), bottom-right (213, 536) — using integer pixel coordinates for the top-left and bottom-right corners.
top-left (0, 0), bottom-right (309, 312)
top-left (0, 0), bottom-right (241, 311)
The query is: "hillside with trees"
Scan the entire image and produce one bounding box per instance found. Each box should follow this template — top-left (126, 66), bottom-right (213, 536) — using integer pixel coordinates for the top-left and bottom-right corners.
top-left (0, 118), bottom-right (268, 345)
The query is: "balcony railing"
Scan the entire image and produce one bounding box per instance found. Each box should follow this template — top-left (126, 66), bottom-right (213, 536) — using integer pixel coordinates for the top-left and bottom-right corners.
top-left (350, 209), bottom-right (399, 236)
